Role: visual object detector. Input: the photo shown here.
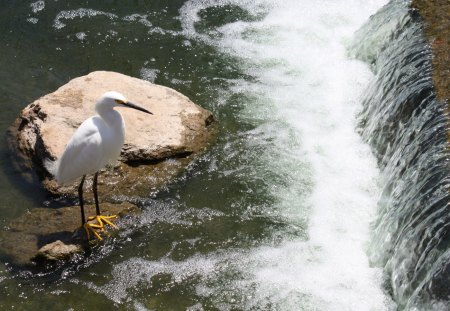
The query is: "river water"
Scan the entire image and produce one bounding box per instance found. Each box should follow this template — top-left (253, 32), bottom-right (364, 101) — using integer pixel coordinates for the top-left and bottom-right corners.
top-left (0, 0), bottom-right (396, 310)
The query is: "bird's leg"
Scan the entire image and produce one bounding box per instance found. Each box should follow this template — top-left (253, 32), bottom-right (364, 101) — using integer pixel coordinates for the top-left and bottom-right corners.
top-left (79, 175), bottom-right (101, 240)
top-left (78, 175), bottom-right (86, 225)
top-left (86, 172), bottom-right (117, 240)
top-left (93, 172), bottom-right (117, 227)
top-left (93, 171), bottom-right (101, 216)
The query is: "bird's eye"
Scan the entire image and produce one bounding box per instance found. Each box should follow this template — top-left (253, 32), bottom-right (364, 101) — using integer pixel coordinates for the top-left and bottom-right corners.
top-left (115, 99), bottom-right (124, 104)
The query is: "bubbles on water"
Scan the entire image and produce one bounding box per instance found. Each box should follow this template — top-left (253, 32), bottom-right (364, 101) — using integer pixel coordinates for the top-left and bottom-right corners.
top-left (123, 14), bottom-right (153, 28)
top-left (133, 301), bottom-right (150, 311)
top-left (30, 1), bottom-right (45, 14)
top-left (179, 0), bottom-right (271, 45)
top-left (139, 68), bottom-right (159, 83)
top-left (169, 78), bottom-right (192, 87)
top-left (136, 202), bottom-right (225, 228)
top-left (75, 32), bottom-right (87, 41)
top-left (49, 5), bottom-right (181, 47)
top-left (27, 17), bottom-right (39, 24)
top-left (84, 255), bottom-right (218, 304)
top-left (53, 9), bottom-right (118, 29)
top-left (28, 0), bottom-right (45, 24)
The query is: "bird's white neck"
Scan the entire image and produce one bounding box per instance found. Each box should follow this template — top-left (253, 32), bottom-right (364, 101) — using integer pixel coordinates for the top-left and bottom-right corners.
top-left (95, 103), bottom-right (124, 128)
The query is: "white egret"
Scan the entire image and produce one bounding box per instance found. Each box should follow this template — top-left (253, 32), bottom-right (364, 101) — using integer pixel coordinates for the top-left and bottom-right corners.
top-left (46, 91), bottom-right (152, 240)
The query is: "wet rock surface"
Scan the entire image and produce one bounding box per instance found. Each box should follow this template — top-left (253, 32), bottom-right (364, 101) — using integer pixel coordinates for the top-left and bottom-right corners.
top-left (35, 241), bottom-right (83, 262)
top-left (0, 202), bottom-right (138, 267)
top-left (2, 71), bottom-right (216, 267)
top-left (411, 0), bottom-right (450, 103)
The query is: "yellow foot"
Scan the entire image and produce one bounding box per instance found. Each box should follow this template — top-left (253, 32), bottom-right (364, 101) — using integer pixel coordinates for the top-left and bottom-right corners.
top-left (83, 215), bottom-right (118, 240)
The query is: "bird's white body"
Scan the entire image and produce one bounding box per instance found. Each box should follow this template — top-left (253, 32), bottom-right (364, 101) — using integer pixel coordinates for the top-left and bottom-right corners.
top-left (47, 91), bottom-right (130, 185)
top-left (51, 111), bottom-right (125, 185)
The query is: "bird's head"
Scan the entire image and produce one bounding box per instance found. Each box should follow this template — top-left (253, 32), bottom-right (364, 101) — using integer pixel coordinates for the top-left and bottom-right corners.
top-left (96, 91), bottom-right (153, 114)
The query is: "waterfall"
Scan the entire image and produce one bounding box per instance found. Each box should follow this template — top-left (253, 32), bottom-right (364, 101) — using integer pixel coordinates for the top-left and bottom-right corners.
top-left (352, 1), bottom-right (450, 309)
top-left (1, 0), bottom-right (449, 309)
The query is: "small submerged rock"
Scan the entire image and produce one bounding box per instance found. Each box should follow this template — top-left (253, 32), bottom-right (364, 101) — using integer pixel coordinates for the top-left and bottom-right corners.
top-left (35, 241), bottom-right (82, 262)
top-left (2, 71), bottom-right (216, 267)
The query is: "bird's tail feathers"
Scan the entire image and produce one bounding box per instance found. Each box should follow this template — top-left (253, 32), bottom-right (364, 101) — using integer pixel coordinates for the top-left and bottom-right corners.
top-left (44, 158), bottom-right (59, 177)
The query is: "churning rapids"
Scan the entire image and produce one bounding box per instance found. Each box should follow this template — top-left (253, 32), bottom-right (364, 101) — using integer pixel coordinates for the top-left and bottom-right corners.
top-left (0, 0), bottom-right (448, 310)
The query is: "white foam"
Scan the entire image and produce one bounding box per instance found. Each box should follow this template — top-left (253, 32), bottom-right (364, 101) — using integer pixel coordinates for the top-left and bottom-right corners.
top-left (176, 0), bottom-right (394, 309)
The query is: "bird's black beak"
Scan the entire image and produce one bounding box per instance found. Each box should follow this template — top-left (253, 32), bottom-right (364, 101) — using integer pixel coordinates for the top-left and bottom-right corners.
top-left (123, 101), bottom-right (153, 115)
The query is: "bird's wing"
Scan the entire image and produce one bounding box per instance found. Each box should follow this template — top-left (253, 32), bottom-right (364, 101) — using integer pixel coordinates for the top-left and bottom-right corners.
top-left (55, 117), bottom-right (104, 184)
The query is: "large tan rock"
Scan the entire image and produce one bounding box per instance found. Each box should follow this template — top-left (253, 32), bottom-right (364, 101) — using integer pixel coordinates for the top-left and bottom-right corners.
top-left (10, 71), bottom-right (215, 195)
top-left (2, 71), bottom-right (215, 267)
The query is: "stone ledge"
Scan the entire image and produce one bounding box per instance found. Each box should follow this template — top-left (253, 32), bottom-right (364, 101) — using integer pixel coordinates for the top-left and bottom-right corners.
top-left (411, 0), bottom-right (450, 103)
